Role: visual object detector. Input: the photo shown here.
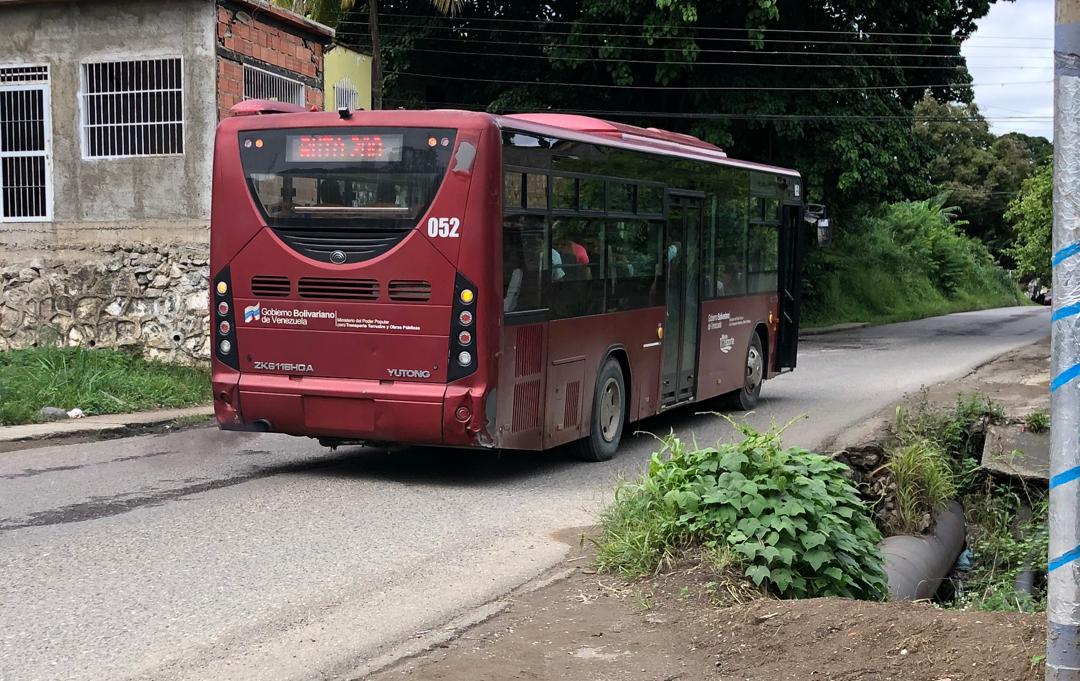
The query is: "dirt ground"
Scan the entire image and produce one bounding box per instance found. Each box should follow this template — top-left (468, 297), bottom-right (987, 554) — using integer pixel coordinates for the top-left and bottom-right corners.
top-left (369, 539), bottom-right (1045, 681)
top-left (368, 340), bottom-right (1050, 681)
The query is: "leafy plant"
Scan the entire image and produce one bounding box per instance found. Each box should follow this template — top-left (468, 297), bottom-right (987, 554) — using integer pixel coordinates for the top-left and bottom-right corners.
top-left (596, 422), bottom-right (888, 601)
top-left (1025, 410), bottom-right (1049, 434)
top-left (958, 489), bottom-right (1048, 612)
top-left (887, 439), bottom-right (957, 534)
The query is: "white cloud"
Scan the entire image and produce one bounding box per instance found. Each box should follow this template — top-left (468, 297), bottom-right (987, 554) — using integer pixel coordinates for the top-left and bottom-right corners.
top-left (960, 0), bottom-right (1053, 139)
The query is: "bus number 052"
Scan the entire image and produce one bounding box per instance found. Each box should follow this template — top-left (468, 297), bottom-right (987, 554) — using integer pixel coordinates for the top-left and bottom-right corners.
top-left (427, 217), bottom-right (461, 238)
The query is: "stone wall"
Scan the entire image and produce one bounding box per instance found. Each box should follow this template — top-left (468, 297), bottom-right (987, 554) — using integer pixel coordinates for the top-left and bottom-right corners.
top-left (0, 247), bottom-right (210, 364)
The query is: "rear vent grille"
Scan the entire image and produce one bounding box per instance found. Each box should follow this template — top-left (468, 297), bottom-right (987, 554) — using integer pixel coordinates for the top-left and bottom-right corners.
top-left (297, 277), bottom-right (379, 301)
top-left (251, 275), bottom-right (290, 298)
top-left (515, 325), bottom-right (544, 377)
top-left (388, 280), bottom-right (432, 302)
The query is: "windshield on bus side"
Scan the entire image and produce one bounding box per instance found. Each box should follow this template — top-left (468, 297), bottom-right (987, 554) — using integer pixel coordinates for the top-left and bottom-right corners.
top-left (238, 127), bottom-right (457, 226)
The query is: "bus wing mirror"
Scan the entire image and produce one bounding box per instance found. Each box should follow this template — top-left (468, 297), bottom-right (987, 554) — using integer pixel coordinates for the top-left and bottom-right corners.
top-left (815, 218), bottom-right (832, 247)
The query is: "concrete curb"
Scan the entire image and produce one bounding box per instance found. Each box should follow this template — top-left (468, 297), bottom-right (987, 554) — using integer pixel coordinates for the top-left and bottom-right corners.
top-left (800, 322), bottom-right (870, 337)
top-left (0, 405), bottom-right (214, 445)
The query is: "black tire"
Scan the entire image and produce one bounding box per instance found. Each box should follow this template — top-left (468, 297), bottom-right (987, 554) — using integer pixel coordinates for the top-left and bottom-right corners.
top-left (575, 358), bottom-right (626, 462)
top-left (726, 332), bottom-right (764, 411)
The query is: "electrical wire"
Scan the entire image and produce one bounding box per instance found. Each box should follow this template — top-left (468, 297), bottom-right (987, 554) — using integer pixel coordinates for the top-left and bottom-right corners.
top-left (354, 12), bottom-right (1052, 42)
top-left (342, 20), bottom-right (1051, 52)
top-left (390, 46), bottom-right (1049, 71)
top-left (333, 32), bottom-right (1037, 61)
top-left (384, 72), bottom-right (1046, 92)
top-left (381, 98), bottom-right (1052, 122)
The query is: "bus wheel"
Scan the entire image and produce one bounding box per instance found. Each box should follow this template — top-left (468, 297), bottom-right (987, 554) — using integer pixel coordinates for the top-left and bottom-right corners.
top-left (575, 358), bottom-right (626, 462)
top-left (729, 333), bottom-right (764, 411)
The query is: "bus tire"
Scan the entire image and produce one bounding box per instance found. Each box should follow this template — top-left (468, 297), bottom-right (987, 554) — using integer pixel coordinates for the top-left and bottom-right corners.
top-left (575, 358), bottom-right (626, 462)
top-left (728, 332), bottom-right (764, 411)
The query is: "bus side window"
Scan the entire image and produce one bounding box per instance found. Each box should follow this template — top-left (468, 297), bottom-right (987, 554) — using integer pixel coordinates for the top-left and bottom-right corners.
top-left (748, 222), bottom-right (779, 294)
top-left (605, 219), bottom-right (664, 311)
top-left (550, 217), bottom-right (604, 318)
top-left (711, 191), bottom-right (748, 298)
top-left (502, 214), bottom-right (547, 314)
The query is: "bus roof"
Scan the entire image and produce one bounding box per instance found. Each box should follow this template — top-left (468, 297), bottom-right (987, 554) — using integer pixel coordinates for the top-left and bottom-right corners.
top-left (225, 103), bottom-right (800, 178)
top-left (492, 112), bottom-right (800, 179)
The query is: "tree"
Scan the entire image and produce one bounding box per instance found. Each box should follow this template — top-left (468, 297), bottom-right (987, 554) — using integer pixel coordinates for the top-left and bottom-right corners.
top-left (338, 0), bottom-right (1004, 214)
top-left (1006, 162), bottom-right (1052, 284)
top-left (912, 91), bottom-right (1051, 257)
top-left (365, 0), bottom-right (466, 109)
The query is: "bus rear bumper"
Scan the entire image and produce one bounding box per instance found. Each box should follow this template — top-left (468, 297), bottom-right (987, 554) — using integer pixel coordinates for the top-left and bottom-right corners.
top-left (214, 373), bottom-right (492, 447)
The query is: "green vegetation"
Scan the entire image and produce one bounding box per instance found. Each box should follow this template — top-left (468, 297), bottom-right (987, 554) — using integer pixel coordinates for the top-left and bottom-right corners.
top-left (887, 439), bottom-right (956, 535)
top-left (596, 422), bottom-right (887, 600)
top-left (1025, 410), bottom-right (1050, 434)
top-left (803, 196), bottom-right (1025, 327)
top-left (0, 347), bottom-right (210, 426)
top-left (1007, 163), bottom-right (1053, 286)
top-left (960, 491), bottom-right (1047, 612)
top-left (888, 395), bottom-right (1048, 613)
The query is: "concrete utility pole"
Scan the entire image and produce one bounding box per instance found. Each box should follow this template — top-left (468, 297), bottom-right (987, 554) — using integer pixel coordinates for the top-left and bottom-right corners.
top-left (1050, 2), bottom-right (1080, 678)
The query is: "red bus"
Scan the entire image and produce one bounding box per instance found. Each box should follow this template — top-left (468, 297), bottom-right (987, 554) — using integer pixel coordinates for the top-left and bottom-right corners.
top-left (210, 102), bottom-right (805, 461)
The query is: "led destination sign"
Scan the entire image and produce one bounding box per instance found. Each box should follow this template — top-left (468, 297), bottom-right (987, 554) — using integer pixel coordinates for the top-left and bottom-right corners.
top-left (285, 134), bottom-right (404, 163)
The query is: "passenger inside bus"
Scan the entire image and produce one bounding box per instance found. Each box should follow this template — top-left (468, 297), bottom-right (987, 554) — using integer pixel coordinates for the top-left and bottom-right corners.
top-left (503, 215), bottom-right (563, 313)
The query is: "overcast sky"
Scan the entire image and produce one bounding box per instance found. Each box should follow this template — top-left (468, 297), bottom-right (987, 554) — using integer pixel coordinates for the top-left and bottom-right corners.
top-left (960, 0), bottom-right (1053, 139)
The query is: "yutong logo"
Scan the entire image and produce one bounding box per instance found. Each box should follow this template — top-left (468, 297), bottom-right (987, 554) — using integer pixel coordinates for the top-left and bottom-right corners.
top-left (254, 361), bottom-right (315, 373)
top-left (388, 368), bottom-right (432, 379)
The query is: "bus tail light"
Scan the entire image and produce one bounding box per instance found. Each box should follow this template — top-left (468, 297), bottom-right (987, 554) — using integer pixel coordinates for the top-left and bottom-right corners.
top-left (213, 267), bottom-right (240, 370)
top-left (447, 273), bottom-right (478, 382)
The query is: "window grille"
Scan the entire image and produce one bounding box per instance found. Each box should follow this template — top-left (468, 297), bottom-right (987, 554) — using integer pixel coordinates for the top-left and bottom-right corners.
top-left (1, 65), bottom-right (49, 84)
top-left (333, 76), bottom-right (359, 111)
top-left (80, 57), bottom-right (184, 158)
top-left (243, 64), bottom-right (305, 107)
top-left (0, 64), bottom-right (52, 221)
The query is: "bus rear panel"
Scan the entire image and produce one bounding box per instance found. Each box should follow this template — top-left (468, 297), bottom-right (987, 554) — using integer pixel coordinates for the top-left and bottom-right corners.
top-left (210, 109), bottom-right (501, 448)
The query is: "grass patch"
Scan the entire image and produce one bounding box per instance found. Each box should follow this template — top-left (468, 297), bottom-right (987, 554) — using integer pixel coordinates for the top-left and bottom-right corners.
top-left (803, 195), bottom-right (1026, 328)
top-left (0, 346), bottom-right (210, 426)
top-left (1024, 410), bottom-right (1049, 433)
top-left (595, 422), bottom-right (887, 600)
top-left (887, 439), bottom-right (957, 534)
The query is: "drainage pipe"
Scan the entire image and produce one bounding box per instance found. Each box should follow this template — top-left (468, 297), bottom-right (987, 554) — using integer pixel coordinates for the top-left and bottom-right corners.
top-left (879, 501), bottom-right (966, 601)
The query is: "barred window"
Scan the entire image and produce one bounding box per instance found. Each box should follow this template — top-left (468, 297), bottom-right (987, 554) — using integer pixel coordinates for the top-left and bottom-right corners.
top-left (1, 64), bottom-right (52, 221)
top-left (243, 64), bottom-right (305, 107)
top-left (333, 76), bottom-right (359, 111)
top-left (80, 57), bottom-right (184, 158)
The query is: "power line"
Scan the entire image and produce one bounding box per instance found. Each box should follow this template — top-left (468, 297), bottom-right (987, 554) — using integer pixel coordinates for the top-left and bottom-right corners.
top-left (334, 32), bottom-right (969, 60)
top-left (343, 20), bottom-right (1050, 52)
top-left (395, 46), bottom-right (1050, 71)
top-left (343, 20), bottom-right (1033, 50)
top-left (382, 99), bottom-right (1052, 122)
top-left (385, 72), bottom-right (1047, 92)
top-left (360, 12), bottom-right (1052, 42)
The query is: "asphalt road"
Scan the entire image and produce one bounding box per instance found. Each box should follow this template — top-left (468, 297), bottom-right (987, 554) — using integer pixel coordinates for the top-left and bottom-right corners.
top-left (0, 306), bottom-right (1048, 681)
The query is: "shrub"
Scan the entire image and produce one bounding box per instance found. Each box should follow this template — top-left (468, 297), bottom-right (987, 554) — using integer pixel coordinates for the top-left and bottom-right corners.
top-left (802, 195), bottom-right (1024, 327)
top-left (596, 423), bottom-right (888, 600)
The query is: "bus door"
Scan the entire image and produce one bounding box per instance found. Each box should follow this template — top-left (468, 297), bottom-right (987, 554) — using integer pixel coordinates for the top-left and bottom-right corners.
top-left (776, 203), bottom-right (804, 370)
top-left (661, 193), bottom-right (703, 407)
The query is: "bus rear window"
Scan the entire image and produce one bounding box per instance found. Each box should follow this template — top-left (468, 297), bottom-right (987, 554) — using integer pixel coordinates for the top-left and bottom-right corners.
top-left (239, 127), bottom-right (456, 225)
